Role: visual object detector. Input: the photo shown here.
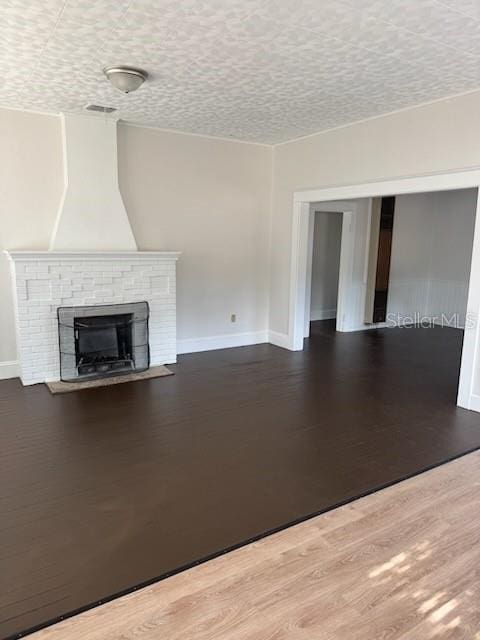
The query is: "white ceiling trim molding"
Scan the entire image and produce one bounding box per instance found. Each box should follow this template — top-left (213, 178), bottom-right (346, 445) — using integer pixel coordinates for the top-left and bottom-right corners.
top-left (2, 86), bottom-right (480, 148)
top-left (273, 87), bottom-right (480, 148)
top-left (119, 120), bottom-right (272, 148)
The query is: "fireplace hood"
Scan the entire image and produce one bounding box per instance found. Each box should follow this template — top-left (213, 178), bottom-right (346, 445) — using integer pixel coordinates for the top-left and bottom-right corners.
top-left (50, 113), bottom-right (137, 251)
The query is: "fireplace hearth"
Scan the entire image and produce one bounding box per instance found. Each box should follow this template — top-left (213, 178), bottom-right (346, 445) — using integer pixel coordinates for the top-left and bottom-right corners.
top-left (58, 302), bottom-right (149, 382)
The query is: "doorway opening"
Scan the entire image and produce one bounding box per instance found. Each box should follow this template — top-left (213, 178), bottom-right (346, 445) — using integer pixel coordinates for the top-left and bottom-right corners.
top-left (306, 209), bottom-right (342, 333)
top-left (289, 171), bottom-right (480, 411)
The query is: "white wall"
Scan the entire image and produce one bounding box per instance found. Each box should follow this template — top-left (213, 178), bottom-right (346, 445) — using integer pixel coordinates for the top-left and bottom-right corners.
top-left (388, 193), bottom-right (438, 323)
top-left (337, 198), bottom-right (371, 331)
top-left (388, 189), bottom-right (476, 327)
top-left (0, 109), bottom-right (272, 374)
top-left (270, 90), bottom-right (480, 337)
top-left (310, 211), bottom-right (342, 320)
top-left (345, 199), bottom-right (372, 332)
top-left (3, 90), bottom-right (480, 382)
top-left (0, 110), bottom-right (63, 369)
top-left (306, 198), bottom-right (371, 334)
top-left (428, 189), bottom-right (477, 325)
top-left (117, 123), bottom-right (272, 352)
top-left (51, 114), bottom-right (137, 251)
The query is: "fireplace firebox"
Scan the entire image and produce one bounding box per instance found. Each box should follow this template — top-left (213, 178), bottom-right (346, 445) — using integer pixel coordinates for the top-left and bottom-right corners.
top-left (58, 302), bottom-right (149, 382)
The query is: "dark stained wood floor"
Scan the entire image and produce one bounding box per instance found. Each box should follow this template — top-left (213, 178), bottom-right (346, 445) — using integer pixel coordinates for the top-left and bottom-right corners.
top-left (2, 322), bottom-right (480, 640)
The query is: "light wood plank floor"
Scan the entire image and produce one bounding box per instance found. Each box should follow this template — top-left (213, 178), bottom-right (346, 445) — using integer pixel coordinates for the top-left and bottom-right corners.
top-left (31, 451), bottom-right (480, 640)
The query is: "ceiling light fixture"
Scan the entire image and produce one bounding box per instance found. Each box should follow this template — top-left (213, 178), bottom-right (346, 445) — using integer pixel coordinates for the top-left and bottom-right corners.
top-left (104, 66), bottom-right (148, 93)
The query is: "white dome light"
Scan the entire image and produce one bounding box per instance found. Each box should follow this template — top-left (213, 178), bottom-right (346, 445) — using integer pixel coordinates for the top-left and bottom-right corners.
top-left (104, 66), bottom-right (148, 93)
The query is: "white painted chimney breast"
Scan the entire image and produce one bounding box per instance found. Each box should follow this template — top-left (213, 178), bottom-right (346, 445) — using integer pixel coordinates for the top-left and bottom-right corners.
top-left (50, 113), bottom-right (137, 251)
top-left (6, 114), bottom-right (181, 385)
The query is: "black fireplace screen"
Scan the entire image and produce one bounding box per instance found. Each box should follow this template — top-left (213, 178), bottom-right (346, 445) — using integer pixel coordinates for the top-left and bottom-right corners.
top-left (58, 302), bottom-right (149, 382)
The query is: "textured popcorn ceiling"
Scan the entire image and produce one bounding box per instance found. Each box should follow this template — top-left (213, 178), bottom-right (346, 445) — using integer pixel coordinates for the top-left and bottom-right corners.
top-left (2, 0), bottom-right (480, 144)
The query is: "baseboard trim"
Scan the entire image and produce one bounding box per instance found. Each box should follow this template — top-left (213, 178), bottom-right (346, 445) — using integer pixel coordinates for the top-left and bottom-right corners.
top-left (268, 330), bottom-right (291, 349)
top-left (467, 394), bottom-right (480, 413)
top-left (0, 360), bottom-right (19, 380)
top-left (4, 333), bottom-right (288, 380)
top-left (177, 331), bottom-right (268, 355)
top-left (310, 308), bottom-right (337, 321)
top-left (341, 322), bottom-right (389, 332)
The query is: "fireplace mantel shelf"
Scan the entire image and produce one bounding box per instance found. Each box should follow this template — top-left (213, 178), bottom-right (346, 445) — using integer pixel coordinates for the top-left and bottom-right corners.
top-left (4, 250), bottom-right (181, 262)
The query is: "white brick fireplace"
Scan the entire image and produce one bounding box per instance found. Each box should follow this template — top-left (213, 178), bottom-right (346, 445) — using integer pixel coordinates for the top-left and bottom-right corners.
top-left (5, 251), bottom-right (180, 385)
top-left (5, 113), bottom-right (181, 385)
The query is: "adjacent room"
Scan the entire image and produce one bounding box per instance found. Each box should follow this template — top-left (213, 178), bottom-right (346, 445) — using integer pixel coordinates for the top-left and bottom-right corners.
top-left (2, 2), bottom-right (480, 639)
top-left (308, 209), bottom-right (343, 325)
top-left (304, 189), bottom-right (477, 404)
